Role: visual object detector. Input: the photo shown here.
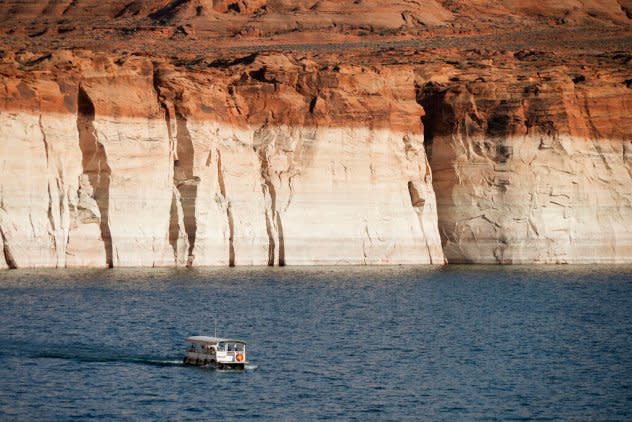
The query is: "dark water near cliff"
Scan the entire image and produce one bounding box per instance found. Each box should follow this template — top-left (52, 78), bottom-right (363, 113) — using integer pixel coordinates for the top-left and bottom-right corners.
top-left (1, 266), bottom-right (631, 421)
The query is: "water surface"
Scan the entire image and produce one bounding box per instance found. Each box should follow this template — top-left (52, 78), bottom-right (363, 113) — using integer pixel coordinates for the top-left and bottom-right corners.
top-left (1, 266), bottom-right (631, 420)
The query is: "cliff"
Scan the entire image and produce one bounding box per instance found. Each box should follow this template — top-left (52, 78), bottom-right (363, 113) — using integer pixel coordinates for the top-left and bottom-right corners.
top-left (0, 1), bottom-right (631, 267)
top-left (417, 53), bottom-right (632, 263)
top-left (0, 52), bottom-right (444, 267)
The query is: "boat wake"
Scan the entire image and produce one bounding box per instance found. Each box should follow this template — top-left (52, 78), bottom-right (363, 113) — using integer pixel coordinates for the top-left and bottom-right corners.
top-left (34, 351), bottom-right (184, 367)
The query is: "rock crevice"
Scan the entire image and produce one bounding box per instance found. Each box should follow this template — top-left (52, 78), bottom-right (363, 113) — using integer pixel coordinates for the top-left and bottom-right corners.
top-left (174, 114), bottom-right (198, 264)
top-left (76, 85), bottom-right (114, 268)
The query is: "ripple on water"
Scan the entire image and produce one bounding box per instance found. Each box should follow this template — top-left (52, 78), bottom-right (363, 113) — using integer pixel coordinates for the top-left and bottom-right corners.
top-left (0, 265), bottom-right (631, 420)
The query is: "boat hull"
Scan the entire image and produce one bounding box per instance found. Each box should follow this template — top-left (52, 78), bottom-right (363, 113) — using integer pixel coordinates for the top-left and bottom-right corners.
top-left (183, 356), bottom-right (246, 369)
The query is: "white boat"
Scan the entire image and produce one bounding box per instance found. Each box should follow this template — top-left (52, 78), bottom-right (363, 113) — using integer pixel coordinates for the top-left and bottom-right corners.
top-left (183, 336), bottom-right (248, 369)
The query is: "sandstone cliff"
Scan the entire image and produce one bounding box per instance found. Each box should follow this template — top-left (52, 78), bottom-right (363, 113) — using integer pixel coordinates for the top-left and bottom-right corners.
top-left (0, 52), bottom-right (444, 267)
top-left (0, 1), bottom-right (630, 267)
top-left (417, 53), bottom-right (632, 263)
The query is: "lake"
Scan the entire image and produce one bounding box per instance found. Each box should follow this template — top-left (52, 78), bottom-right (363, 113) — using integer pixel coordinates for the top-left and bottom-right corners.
top-left (1, 265), bottom-right (631, 421)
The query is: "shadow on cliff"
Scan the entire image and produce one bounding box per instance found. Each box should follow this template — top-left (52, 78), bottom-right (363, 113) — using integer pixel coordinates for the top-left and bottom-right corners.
top-left (77, 86), bottom-right (114, 268)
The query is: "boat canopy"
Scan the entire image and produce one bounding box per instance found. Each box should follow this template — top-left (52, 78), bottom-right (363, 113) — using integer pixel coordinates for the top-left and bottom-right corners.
top-left (186, 336), bottom-right (246, 345)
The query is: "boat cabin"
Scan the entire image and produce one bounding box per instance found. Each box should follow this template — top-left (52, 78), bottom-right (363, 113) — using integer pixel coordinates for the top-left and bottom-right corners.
top-left (183, 336), bottom-right (248, 369)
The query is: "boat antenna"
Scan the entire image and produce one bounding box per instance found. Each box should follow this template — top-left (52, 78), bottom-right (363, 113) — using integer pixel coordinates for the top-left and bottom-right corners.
top-left (214, 318), bottom-right (217, 338)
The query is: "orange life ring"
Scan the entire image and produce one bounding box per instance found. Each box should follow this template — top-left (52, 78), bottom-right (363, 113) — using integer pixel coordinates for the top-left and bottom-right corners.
top-left (236, 353), bottom-right (244, 362)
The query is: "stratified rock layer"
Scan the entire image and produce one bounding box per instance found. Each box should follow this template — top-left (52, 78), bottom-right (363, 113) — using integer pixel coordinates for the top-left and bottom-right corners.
top-left (418, 62), bottom-right (632, 263)
top-left (0, 53), bottom-right (444, 268)
top-left (1, 0), bottom-right (631, 267)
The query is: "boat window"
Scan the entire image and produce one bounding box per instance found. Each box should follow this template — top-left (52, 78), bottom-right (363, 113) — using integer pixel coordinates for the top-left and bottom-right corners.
top-left (235, 343), bottom-right (244, 352)
top-left (227, 344), bottom-right (235, 352)
top-left (217, 342), bottom-right (225, 351)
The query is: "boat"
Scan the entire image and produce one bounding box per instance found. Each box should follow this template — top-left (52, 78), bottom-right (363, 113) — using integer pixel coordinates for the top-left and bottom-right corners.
top-left (183, 336), bottom-right (249, 369)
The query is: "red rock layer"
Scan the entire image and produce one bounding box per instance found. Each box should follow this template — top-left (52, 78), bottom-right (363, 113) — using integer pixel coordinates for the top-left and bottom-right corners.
top-left (2, 47), bottom-right (631, 132)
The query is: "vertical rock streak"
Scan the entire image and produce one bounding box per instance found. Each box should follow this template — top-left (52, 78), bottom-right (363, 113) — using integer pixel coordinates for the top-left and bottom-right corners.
top-left (174, 115), bottom-right (198, 263)
top-left (262, 187), bottom-right (276, 266)
top-left (276, 213), bottom-right (285, 267)
top-left (38, 116), bottom-right (57, 255)
top-left (76, 86), bottom-right (113, 268)
top-left (216, 150), bottom-right (235, 266)
top-left (168, 189), bottom-right (181, 260)
top-left (417, 82), bottom-right (445, 162)
top-left (0, 225), bottom-right (17, 269)
top-left (153, 69), bottom-right (188, 265)
top-left (37, 115), bottom-right (70, 267)
top-left (256, 145), bottom-right (284, 266)
top-left (407, 180), bottom-right (433, 263)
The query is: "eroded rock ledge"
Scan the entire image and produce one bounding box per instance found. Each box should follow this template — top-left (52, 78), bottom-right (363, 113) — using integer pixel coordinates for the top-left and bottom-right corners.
top-left (0, 49), bottom-right (631, 267)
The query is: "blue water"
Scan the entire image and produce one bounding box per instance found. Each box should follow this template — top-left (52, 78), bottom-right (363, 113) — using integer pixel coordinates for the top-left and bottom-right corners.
top-left (0, 266), bottom-right (631, 421)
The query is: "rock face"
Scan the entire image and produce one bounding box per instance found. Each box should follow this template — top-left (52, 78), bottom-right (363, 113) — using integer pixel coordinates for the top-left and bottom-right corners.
top-left (417, 59), bottom-right (632, 263)
top-left (0, 1), bottom-right (631, 268)
top-left (0, 53), bottom-right (444, 268)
